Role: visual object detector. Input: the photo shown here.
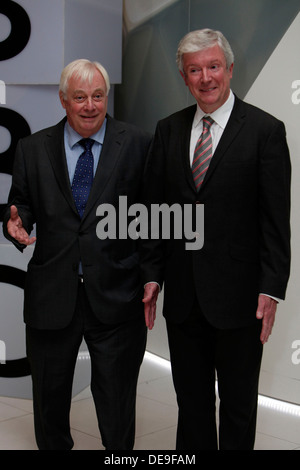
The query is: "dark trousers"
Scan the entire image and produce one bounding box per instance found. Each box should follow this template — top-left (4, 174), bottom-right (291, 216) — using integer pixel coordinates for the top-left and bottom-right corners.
top-left (166, 302), bottom-right (263, 450)
top-left (26, 282), bottom-right (147, 450)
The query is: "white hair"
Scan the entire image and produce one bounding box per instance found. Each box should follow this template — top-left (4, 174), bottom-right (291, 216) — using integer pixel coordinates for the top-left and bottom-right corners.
top-left (59, 59), bottom-right (110, 97)
top-left (176, 29), bottom-right (234, 73)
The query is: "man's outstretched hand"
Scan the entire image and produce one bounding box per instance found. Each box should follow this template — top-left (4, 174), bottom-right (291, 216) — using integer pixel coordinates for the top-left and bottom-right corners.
top-left (7, 205), bottom-right (36, 246)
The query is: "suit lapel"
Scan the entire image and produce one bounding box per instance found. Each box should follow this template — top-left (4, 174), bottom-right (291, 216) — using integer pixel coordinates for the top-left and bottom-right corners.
top-left (82, 115), bottom-right (124, 220)
top-left (180, 106), bottom-right (198, 192)
top-left (200, 96), bottom-right (246, 190)
top-left (45, 115), bottom-right (125, 222)
top-left (45, 118), bottom-right (78, 215)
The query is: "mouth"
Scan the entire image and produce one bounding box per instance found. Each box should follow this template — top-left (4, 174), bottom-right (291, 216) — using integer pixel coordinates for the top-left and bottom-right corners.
top-left (201, 87), bottom-right (217, 93)
top-left (80, 115), bottom-right (98, 121)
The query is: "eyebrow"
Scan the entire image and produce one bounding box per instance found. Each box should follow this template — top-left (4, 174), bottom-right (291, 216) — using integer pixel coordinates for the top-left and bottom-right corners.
top-left (73, 87), bottom-right (105, 94)
top-left (187, 59), bottom-right (222, 67)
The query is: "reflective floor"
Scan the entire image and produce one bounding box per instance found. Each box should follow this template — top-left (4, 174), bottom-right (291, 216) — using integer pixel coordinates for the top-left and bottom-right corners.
top-left (0, 352), bottom-right (299, 450)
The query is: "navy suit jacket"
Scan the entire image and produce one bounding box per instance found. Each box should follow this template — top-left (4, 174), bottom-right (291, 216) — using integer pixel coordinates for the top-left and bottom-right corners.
top-left (142, 96), bottom-right (291, 328)
top-left (3, 115), bottom-right (152, 329)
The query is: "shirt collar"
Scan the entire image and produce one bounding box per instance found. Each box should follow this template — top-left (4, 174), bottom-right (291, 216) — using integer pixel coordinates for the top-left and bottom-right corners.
top-left (193, 90), bottom-right (235, 130)
top-left (66, 117), bottom-right (107, 149)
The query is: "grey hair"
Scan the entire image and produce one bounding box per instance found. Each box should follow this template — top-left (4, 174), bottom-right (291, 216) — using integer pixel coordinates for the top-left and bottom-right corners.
top-left (59, 59), bottom-right (110, 97)
top-left (176, 29), bottom-right (234, 73)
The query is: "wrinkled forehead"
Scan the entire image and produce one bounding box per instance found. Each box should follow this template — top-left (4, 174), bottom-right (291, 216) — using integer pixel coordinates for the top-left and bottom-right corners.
top-left (68, 69), bottom-right (106, 92)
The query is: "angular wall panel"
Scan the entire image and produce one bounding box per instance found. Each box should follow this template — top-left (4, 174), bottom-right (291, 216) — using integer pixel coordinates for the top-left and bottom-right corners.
top-left (246, 12), bottom-right (300, 405)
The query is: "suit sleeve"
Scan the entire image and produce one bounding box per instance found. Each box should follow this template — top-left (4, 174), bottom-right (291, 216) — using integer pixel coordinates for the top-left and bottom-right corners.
top-left (259, 119), bottom-right (291, 299)
top-left (2, 139), bottom-right (35, 251)
top-left (140, 122), bottom-right (167, 288)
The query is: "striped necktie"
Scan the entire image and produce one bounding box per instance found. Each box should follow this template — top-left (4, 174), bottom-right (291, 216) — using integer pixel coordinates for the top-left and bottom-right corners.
top-left (71, 138), bottom-right (94, 218)
top-left (192, 116), bottom-right (214, 191)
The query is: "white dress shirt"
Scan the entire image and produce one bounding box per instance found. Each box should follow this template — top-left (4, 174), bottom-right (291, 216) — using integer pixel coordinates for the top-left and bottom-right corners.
top-left (189, 90), bottom-right (235, 165)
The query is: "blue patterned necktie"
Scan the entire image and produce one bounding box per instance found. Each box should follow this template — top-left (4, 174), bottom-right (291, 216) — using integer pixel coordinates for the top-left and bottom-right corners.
top-left (71, 138), bottom-right (94, 218)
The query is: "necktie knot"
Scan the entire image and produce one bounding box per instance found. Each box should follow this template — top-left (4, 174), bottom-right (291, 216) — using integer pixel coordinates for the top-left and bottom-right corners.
top-left (79, 138), bottom-right (94, 152)
top-left (202, 116), bottom-right (214, 130)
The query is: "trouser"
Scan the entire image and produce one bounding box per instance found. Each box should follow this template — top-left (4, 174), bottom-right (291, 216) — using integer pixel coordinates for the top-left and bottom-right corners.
top-left (166, 302), bottom-right (263, 450)
top-left (26, 281), bottom-right (147, 450)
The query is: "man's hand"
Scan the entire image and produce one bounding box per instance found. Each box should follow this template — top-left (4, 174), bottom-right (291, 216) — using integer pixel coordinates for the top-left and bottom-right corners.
top-left (256, 294), bottom-right (277, 344)
top-left (7, 205), bottom-right (36, 246)
top-left (143, 282), bottom-right (159, 330)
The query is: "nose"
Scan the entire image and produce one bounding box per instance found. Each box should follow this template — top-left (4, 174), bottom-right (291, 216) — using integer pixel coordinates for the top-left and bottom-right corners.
top-left (201, 67), bottom-right (212, 82)
top-left (84, 97), bottom-right (96, 111)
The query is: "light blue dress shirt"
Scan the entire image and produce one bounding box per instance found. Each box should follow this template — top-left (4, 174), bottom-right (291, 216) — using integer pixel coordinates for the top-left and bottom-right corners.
top-left (63, 118), bottom-right (107, 184)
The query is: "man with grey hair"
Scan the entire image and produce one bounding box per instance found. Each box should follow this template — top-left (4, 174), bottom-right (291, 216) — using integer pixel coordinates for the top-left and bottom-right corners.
top-left (143, 29), bottom-right (291, 449)
top-left (3, 59), bottom-right (151, 450)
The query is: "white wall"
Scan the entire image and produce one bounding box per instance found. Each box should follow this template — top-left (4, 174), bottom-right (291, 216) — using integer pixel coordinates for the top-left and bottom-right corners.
top-left (245, 13), bottom-right (300, 404)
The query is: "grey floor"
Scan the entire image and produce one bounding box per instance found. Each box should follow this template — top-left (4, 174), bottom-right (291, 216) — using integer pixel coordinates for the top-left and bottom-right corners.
top-left (0, 352), bottom-right (299, 450)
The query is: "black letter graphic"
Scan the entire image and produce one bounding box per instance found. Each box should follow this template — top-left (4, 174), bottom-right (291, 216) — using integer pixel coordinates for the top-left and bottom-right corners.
top-left (0, 0), bottom-right (31, 61)
top-left (0, 265), bottom-right (30, 377)
top-left (0, 108), bottom-right (31, 221)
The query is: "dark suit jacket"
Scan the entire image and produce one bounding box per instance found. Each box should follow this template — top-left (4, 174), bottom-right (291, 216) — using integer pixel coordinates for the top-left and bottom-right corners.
top-left (3, 115), bottom-right (152, 330)
top-left (142, 96), bottom-right (291, 329)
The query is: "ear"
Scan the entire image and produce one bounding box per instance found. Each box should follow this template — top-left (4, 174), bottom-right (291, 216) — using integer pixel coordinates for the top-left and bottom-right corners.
top-left (180, 70), bottom-right (188, 86)
top-left (59, 91), bottom-right (66, 109)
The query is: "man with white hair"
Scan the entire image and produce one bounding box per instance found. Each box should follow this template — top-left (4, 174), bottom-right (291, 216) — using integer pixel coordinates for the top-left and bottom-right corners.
top-left (3, 59), bottom-right (151, 450)
top-left (143, 29), bottom-right (291, 450)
